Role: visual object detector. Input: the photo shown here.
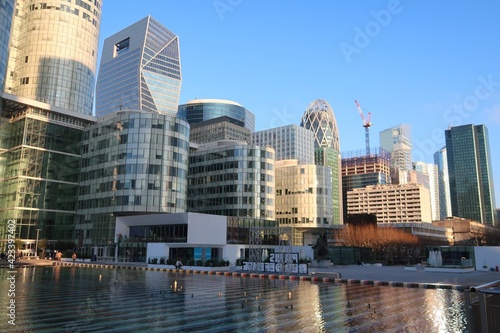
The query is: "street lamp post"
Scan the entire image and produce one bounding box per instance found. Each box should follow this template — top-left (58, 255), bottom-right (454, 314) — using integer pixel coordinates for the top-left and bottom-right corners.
top-left (35, 229), bottom-right (41, 259)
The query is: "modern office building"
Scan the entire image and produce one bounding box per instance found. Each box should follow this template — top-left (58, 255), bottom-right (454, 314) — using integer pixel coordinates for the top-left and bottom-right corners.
top-left (4, 0), bottom-right (101, 115)
top-left (445, 124), bottom-right (497, 226)
top-left (76, 111), bottom-right (190, 257)
top-left (178, 99), bottom-right (255, 132)
top-left (275, 159), bottom-right (333, 246)
top-left (434, 147), bottom-right (452, 219)
top-left (187, 140), bottom-right (276, 239)
top-left (95, 16), bottom-right (181, 117)
top-left (252, 124), bottom-right (315, 164)
top-left (0, 93), bottom-right (96, 254)
top-left (412, 162), bottom-right (440, 221)
top-left (0, 0), bottom-right (14, 91)
top-left (347, 184), bottom-right (432, 223)
top-left (341, 147), bottom-right (391, 222)
top-left (0, 0), bottom-right (101, 254)
top-left (190, 116), bottom-right (251, 144)
top-left (380, 124), bottom-right (412, 184)
top-left (300, 98), bottom-right (342, 225)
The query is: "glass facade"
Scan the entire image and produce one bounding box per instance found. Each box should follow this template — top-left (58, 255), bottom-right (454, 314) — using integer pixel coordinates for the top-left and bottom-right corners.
top-left (379, 124), bottom-right (413, 175)
top-left (190, 116), bottom-right (251, 144)
top-left (76, 112), bottom-right (190, 254)
top-left (445, 124), bottom-right (497, 226)
top-left (96, 16), bottom-right (181, 117)
top-left (252, 124), bottom-right (315, 164)
top-left (188, 141), bottom-right (275, 220)
top-left (0, 0), bottom-right (14, 91)
top-left (434, 147), bottom-right (452, 220)
top-left (0, 96), bottom-right (95, 253)
top-left (275, 160), bottom-right (333, 245)
top-left (178, 99), bottom-right (255, 132)
top-left (300, 99), bottom-right (342, 225)
top-left (6, 0), bottom-right (101, 115)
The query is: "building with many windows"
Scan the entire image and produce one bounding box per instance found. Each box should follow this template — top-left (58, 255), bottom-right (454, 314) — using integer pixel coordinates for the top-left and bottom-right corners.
top-left (252, 124), bottom-right (315, 164)
top-left (341, 147), bottom-right (391, 222)
top-left (412, 161), bottom-right (440, 221)
top-left (178, 99), bottom-right (255, 132)
top-left (190, 116), bottom-right (250, 144)
top-left (300, 99), bottom-right (342, 225)
top-left (4, 0), bottom-right (101, 115)
top-left (445, 124), bottom-right (497, 226)
top-left (0, 0), bottom-right (14, 91)
top-left (76, 111), bottom-right (190, 257)
top-left (379, 124), bottom-right (412, 184)
top-left (347, 184), bottom-right (432, 223)
top-left (96, 16), bottom-right (181, 117)
top-left (275, 159), bottom-right (332, 246)
top-left (434, 146), bottom-right (452, 220)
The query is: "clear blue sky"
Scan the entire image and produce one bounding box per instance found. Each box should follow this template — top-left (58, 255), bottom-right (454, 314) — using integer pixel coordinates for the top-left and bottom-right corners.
top-left (98, 1), bottom-right (500, 207)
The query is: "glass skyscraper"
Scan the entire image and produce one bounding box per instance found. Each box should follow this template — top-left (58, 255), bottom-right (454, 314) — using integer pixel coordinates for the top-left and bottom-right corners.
top-left (178, 99), bottom-right (255, 131)
top-left (0, 0), bottom-right (101, 255)
top-left (300, 99), bottom-right (342, 225)
top-left (434, 147), bottom-right (452, 220)
top-left (96, 16), bottom-right (181, 117)
top-left (380, 124), bottom-right (412, 184)
top-left (445, 124), bottom-right (497, 226)
top-left (4, 0), bottom-right (101, 115)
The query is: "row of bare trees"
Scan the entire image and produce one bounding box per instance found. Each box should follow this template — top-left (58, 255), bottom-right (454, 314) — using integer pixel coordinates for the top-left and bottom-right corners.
top-left (334, 225), bottom-right (424, 265)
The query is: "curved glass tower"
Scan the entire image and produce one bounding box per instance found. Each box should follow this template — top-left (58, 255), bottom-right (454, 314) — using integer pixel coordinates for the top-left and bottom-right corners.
top-left (300, 99), bottom-right (342, 225)
top-left (0, 0), bottom-right (14, 91)
top-left (178, 99), bottom-right (255, 131)
top-left (96, 16), bottom-right (181, 117)
top-left (6, 0), bottom-right (101, 115)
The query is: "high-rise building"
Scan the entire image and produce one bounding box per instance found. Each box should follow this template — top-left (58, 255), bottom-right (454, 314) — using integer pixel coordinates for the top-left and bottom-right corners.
top-left (347, 184), bottom-right (432, 223)
top-left (0, 0), bottom-right (14, 91)
top-left (0, 0), bottom-right (101, 255)
top-left (178, 99), bottom-right (255, 131)
top-left (445, 124), bottom-right (497, 226)
top-left (341, 147), bottom-right (391, 222)
top-left (300, 99), bottom-right (342, 225)
top-left (76, 111), bottom-right (190, 256)
top-left (187, 141), bottom-right (276, 239)
top-left (4, 0), bottom-right (101, 115)
top-left (412, 162), bottom-right (440, 221)
top-left (275, 159), bottom-right (333, 246)
top-left (434, 147), bottom-right (452, 219)
top-left (252, 124), bottom-right (315, 164)
top-left (95, 16), bottom-right (181, 117)
top-left (379, 124), bottom-right (412, 184)
top-left (190, 116), bottom-right (251, 144)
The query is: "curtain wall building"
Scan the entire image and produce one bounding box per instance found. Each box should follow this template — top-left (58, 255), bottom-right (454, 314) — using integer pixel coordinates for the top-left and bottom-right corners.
top-left (4, 0), bottom-right (101, 115)
top-left (178, 99), bottom-right (255, 132)
top-left (434, 147), bottom-right (452, 220)
top-left (252, 124), bottom-right (315, 164)
top-left (95, 16), bottom-right (181, 117)
top-left (445, 124), bottom-right (497, 226)
top-left (76, 111), bottom-right (190, 256)
top-left (0, 0), bottom-right (101, 255)
top-left (380, 124), bottom-right (412, 184)
top-left (300, 99), bottom-right (342, 225)
top-left (275, 159), bottom-right (333, 246)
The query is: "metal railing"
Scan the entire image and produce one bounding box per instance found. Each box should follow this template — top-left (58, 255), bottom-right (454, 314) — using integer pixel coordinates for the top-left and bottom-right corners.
top-left (465, 280), bottom-right (500, 333)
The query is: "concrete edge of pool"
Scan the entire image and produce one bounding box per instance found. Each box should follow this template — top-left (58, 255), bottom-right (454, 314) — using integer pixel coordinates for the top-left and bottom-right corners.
top-left (1, 261), bottom-right (467, 291)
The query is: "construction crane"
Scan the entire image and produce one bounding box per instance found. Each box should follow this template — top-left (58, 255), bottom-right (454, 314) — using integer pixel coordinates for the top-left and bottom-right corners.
top-left (355, 100), bottom-right (372, 156)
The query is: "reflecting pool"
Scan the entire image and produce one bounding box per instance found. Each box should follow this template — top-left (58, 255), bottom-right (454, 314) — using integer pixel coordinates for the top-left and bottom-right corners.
top-left (0, 266), bottom-right (467, 332)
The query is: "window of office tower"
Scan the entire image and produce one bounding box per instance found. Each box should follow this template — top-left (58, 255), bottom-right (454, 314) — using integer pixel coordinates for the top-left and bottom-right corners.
top-left (114, 38), bottom-right (130, 57)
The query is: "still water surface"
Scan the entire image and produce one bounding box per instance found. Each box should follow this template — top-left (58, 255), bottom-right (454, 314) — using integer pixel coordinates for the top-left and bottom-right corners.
top-left (0, 266), bottom-right (467, 332)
